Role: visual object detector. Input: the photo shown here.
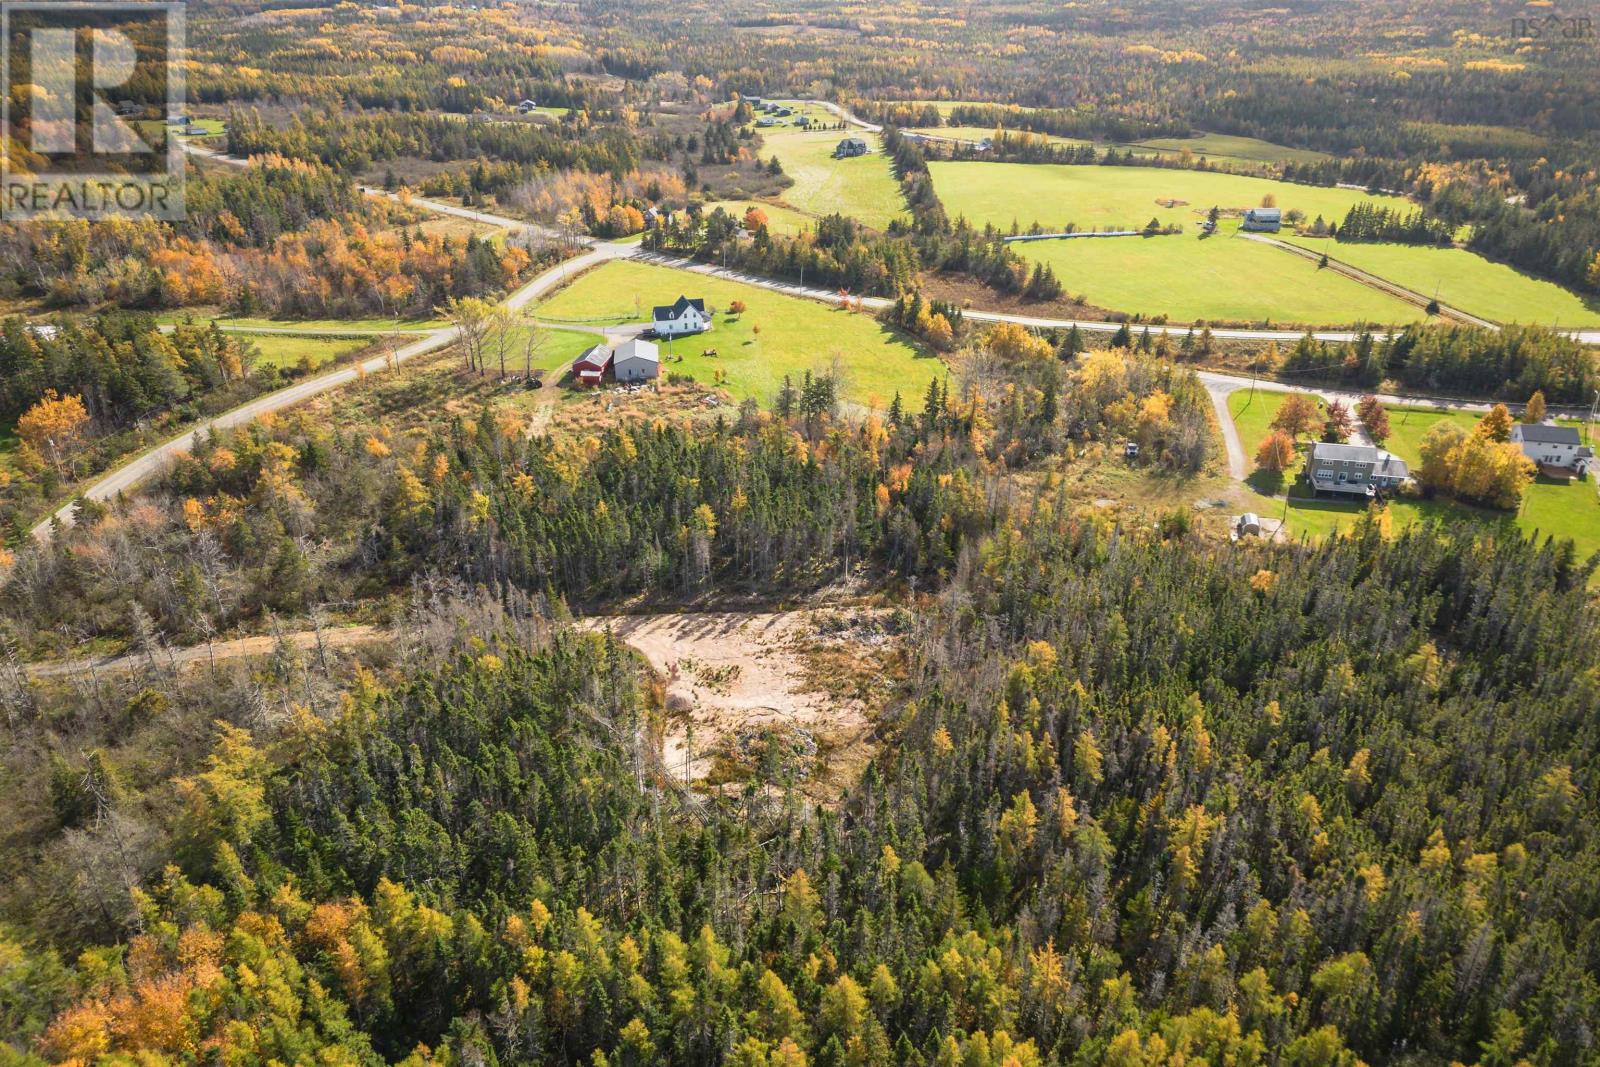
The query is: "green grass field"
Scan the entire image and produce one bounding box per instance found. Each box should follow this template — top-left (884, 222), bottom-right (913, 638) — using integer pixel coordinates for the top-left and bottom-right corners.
top-left (1129, 133), bottom-right (1329, 165)
top-left (1019, 232), bottom-right (1422, 325)
top-left (928, 161), bottom-right (1408, 234)
top-left (156, 311), bottom-right (446, 332)
top-left (535, 260), bottom-right (941, 407)
top-left (495, 327), bottom-right (611, 376)
top-left (886, 100), bottom-right (1037, 115)
top-left (909, 126), bottom-right (1094, 148)
top-left (910, 128), bottom-right (1323, 168)
top-left (1281, 237), bottom-right (1600, 326)
top-left (760, 120), bottom-right (907, 231)
top-left (928, 163), bottom-right (1426, 323)
top-left (700, 200), bottom-right (816, 236)
top-left (178, 118), bottom-right (226, 138)
top-left (242, 334), bottom-right (373, 371)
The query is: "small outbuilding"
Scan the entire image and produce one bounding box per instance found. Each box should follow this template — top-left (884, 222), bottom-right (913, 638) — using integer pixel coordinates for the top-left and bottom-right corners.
top-left (613, 338), bottom-right (661, 383)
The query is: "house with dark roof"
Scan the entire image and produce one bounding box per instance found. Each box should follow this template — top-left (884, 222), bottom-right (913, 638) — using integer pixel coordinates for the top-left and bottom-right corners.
top-left (834, 136), bottom-right (869, 158)
top-left (1512, 422), bottom-right (1594, 476)
top-left (652, 296), bottom-right (710, 338)
top-left (1305, 441), bottom-right (1410, 497)
top-left (1241, 207), bottom-right (1282, 232)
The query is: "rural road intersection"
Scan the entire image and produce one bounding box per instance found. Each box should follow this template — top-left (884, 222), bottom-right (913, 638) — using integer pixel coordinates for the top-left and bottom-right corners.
top-left (28, 140), bottom-right (1594, 538)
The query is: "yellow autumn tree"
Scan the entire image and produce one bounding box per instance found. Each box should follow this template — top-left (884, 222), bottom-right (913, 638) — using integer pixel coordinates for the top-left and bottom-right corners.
top-left (16, 390), bottom-right (90, 477)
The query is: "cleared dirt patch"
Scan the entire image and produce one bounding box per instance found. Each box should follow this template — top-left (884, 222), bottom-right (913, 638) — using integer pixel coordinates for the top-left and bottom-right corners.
top-left (584, 609), bottom-right (903, 796)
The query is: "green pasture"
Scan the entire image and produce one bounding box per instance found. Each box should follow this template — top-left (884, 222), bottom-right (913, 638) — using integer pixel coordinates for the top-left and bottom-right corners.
top-left (1281, 237), bottom-right (1600, 326)
top-left (759, 124), bottom-right (907, 231)
top-left (1017, 230), bottom-right (1422, 325)
top-left (928, 161), bottom-right (1408, 234)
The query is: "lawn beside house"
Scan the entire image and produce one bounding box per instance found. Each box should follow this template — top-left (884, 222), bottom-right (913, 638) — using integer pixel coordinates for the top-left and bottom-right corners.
top-left (535, 260), bottom-right (941, 407)
top-left (1231, 394), bottom-right (1600, 565)
top-left (1376, 406), bottom-right (1600, 563)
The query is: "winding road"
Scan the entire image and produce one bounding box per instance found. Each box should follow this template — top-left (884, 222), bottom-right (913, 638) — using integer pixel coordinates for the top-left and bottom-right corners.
top-left (26, 137), bottom-right (1597, 539)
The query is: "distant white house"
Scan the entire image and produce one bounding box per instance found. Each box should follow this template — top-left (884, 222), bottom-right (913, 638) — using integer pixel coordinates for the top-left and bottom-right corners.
top-left (1511, 422), bottom-right (1594, 476)
top-left (653, 296), bottom-right (710, 338)
top-left (613, 338), bottom-right (660, 383)
top-left (1241, 207), bottom-right (1282, 232)
top-left (572, 343), bottom-right (612, 387)
top-left (515, 99), bottom-right (539, 114)
top-left (1305, 442), bottom-right (1410, 497)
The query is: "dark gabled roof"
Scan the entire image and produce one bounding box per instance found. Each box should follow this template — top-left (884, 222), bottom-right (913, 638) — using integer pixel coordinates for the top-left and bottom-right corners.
top-left (1515, 422), bottom-right (1582, 445)
top-left (653, 295), bottom-right (706, 320)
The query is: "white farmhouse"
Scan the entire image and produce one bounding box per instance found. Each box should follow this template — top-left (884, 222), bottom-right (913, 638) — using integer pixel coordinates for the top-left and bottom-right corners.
top-left (652, 295), bottom-right (710, 338)
top-left (1511, 422), bottom-right (1594, 476)
top-left (612, 338), bottom-right (660, 383)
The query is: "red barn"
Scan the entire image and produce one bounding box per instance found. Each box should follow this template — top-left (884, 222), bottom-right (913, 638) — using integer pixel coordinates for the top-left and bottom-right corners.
top-left (572, 343), bottom-right (612, 387)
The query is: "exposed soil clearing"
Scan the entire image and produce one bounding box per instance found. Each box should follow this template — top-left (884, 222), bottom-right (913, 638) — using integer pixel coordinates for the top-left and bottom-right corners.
top-left (583, 610), bottom-right (881, 792)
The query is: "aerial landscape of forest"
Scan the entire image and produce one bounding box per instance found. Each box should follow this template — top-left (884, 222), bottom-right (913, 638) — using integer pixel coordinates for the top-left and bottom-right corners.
top-left (0, 0), bottom-right (1598, 1064)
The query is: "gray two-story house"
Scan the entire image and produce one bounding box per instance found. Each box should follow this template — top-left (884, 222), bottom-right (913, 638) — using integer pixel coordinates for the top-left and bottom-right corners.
top-left (1305, 441), bottom-right (1410, 498)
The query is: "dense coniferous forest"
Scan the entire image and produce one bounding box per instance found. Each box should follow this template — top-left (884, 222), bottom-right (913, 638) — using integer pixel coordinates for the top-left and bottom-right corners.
top-left (4, 413), bottom-right (1598, 1063)
top-left (6, 2), bottom-right (1600, 1064)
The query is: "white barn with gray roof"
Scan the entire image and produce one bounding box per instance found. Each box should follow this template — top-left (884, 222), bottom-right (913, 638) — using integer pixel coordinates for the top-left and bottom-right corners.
top-left (613, 338), bottom-right (660, 383)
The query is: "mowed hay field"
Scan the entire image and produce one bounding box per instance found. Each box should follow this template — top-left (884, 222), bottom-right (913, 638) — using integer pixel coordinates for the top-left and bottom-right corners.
top-left (928, 162), bottom-right (1407, 233)
top-left (1129, 133), bottom-right (1330, 165)
top-left (242, 333), bottom-right (373, 371)
top-left (924, 162), bottom-right (1431, 324)
top-left (536, 260), bottom-right (941, 406)
top-left (761, 121), bottom-right (907, 230)
top-left (1282, 237), bottom-right (1600, 326)
top-left (1018, 233), bottom-right (1422, 326)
